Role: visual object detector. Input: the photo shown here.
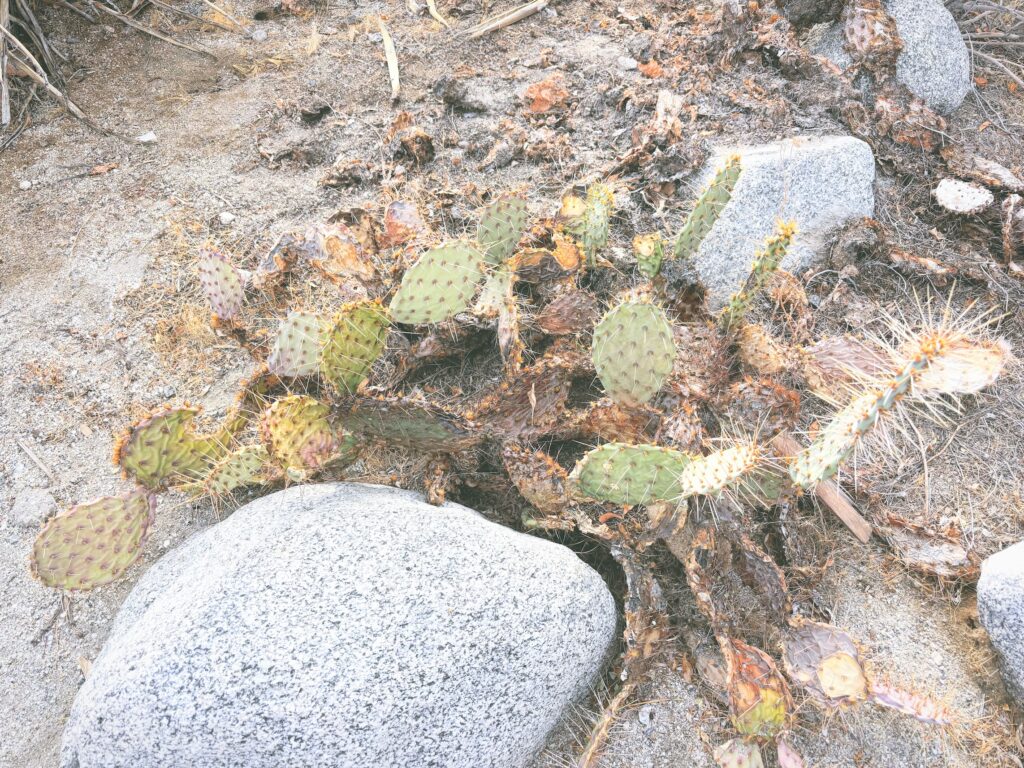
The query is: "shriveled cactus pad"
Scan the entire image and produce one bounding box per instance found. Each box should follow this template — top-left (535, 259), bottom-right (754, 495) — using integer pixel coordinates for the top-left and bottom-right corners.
top-left (31, 487), bottom-right (156, 590)
top-left (570, 443), bottom-right (692, 505)
top-left (344, 396), bottom-right (481, 452)
top-left (713, 739), bottom-right (765, 768)
top-left (267, 311), bottom-right (324, 377)
top-left (592, 301), bottom-right (675, 406)
top-left (723, 637), bottom-right (791, 739)
top-left (476, 196), bottom-right (529, 264)
top-left (389, 241), bottom-right (484, 324)
top-left (320, 300), bottom-right (390, 394)
top-left (115, 406), bottom-right (229, 490)
top-left (782, 618), bottom-right (868, 706)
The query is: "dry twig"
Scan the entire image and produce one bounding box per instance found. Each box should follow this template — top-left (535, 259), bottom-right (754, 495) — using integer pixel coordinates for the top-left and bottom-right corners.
top-left (465, 0), bottom-right (548, 40)
top-left (378, 17), bottom-right (400, 101)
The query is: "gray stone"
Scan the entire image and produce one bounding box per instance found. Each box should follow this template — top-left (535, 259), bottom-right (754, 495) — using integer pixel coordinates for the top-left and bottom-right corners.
top-left (441, 77), bottom-right (514, 114)
top-left (9, 487), bottom-right (56, 529)
top-left (977, 541), bottom-right (1024, 705)
top-left (807, 0), bottom-right (971, 114)
top-left (889, 0), bottom-right (971, 114)
top-left (690, 135), bottom-right (875, 309)
top-left (61, 483), bottom-right (617, 768)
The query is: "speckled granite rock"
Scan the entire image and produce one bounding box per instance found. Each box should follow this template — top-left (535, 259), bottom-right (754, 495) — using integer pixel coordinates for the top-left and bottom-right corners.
top-left (807, 0), bottom-right (971, 114)
top-left (689, 136), bottom-right (875, 309)
top-left (978, 540), bottom-right (1024, 706)
top-left (60, 483), bottom-right (617, 768)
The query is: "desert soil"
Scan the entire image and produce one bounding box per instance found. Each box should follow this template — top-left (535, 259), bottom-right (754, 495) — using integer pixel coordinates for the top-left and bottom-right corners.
top-left (2, 0), bottom-right (1023, 766)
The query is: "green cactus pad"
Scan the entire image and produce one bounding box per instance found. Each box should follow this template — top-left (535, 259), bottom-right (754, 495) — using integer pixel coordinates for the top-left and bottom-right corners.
top-left (633, 233), bottom-right (665, 279)
top-left (319, 300), bottom-right (390, 394)
top-left (389, 241), bottom-right (485, 325)
top-left (713, 739), bottom-right (765, 768)
top-left (592, 301), bottom-right (675, 406)
top-left (788, 394), bottom-right (873, 489)
top-left (578, 183), bottom-right (613, 261)
top-left (674, 156), bottom-right (740, 260)
top-left (204, 444), bottom-right (271, 496)
top-left (476, 197), bottom-right (529, 264)
top-left (267, 311), bottom-right (324, 377)
top-left (197, 248), bottom-right (245, 320)
top-left (344, 396), bottom-right (481, 452)
top-left (473, 266), bottom-right (514, 318)
top-left (30, 487), bottom-right (156, 590)
top-left (259, 395), bottom-right (355, 474)
top-left (721, 221), bottom-right (796, 330)
top-left (677, 443), bottom-right (761, 499)
top-left (570, 443), bottom-right (693, 505)
top-left (115, 407), bottom-right (230, 490)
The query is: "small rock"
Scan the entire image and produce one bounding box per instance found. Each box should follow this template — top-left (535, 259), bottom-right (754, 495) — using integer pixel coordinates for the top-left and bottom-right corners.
top-left (61, 483), bottom-right (616, 768)
top-left (218, 211), bottom-right (236, 225)
top-left (688, 135), bottom-right (875, 309)
top-left (440, 77), bottom-right (514, 114)
top-left (978, 541), bottom-right (1024, 706)
top-left (135, 131), bottom-right (157, 144)
top-left (250, 28), bottom-right (267, 42)
top-left (807, 0), bottom-right (970, 114)
top-left (9, 488), bottom-right (57, 529)
top-left (933, 178), bottom-right (994, 215)
top-left (617, 56), bottom-right (638, 70)
top-left (18, 179), bottom-right (31, 191)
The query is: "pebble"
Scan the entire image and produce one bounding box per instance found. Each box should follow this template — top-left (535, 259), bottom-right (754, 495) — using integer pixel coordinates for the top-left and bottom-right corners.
top-left (218, 211), bottom-right (236, 225)
top-left (19, 180), bottom-right (32, 191)
top-left (617, 56), bottom-right (638, 70)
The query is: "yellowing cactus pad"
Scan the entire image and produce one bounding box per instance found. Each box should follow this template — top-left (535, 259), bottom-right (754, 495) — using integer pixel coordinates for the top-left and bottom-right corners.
top-left (204, 444), bottom-right (271, 497)
top-left (570, 442), bottom-right (693, 505)
top-left (115, 406), bottom-right (230, 491)
top-left (31, 487), bottom-right (156, 590)
top-left (676, 443), bottom-right (761, 499)
top-left (197, 248), bottom-right (245, 320)
top-left (782, 617), bottom-right (868, 706)
top-left (592, 301), bottom-right (675, 406)
top-left (723, 638), bottom-right (791, 739)
top-left (259, 396), bottom-right (355, 474)
top-left (713, 739), bottom-right (765, 768)
top-left (390, 241), bottom-right (485, 325)
top-left (320, 300), bottom-right (390, 394)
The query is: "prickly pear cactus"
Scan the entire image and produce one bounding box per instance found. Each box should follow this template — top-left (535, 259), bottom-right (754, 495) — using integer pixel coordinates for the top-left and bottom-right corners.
top-left (579, 183), bottom-right (614, 261)
top-left (633, 233), bottom-right (665, 279)
top-left (782, 617), bottom-right (868, 706)
top-left (319, 300), bottom-right (390, 394)
top-left (502, 443), bottom-right (571, 515)
top-left (675, 155), bottom-right (741, 260)
top-left (570, 443), bottom-right (692, 505)
top-left (789, 333), bottom-right (960, 488)
top-left (259, 395), bottom-right (355, 475)
top-left (713, 739), bottom-right (765, 768)
top-left (204, 444), bottom-right (271, 496)
top-left (343, 395), bottom-right (481, 452)
top-left (721, 221), bottom-right (797, 330)
top-left (473, 266), bottom-right (514, 318)
top-left (197, 248), bottom-right (246, 320)
top-left (389, 241), bottom-right (485, 324)
top-left (592, 300), bottom-right (676, 406)
top-left (114, 406), bottom-right (230, 490)
top-left (267, 311), bottom-right (324, 377)
top-left (476, 197), bottom-right (529, 264)
top-left (723, 637), bottom-right (791, 739)
top-left (677, 443), bottom-right (762, 498)
top-left (30, 487), bottom-right (156, 590)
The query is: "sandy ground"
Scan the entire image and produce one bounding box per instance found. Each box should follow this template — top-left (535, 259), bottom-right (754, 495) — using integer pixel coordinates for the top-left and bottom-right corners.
top-left (2, 0), bottom-right (1023, 766)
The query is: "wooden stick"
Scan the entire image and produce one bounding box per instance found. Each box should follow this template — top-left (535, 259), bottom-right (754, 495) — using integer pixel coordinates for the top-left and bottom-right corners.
top-left (378, 17), bottom-right (400, 102)
top-left (0, 26), bottom-right (86, 118)
top-left (90, 1), bottom-right (217, 59)
top-left (15, 437), bottom-right (59, 486)
top-left (1, 0), bottom-right (10, 125)
top-left (197, 0), bottom-right (252, 35)
top-left (773, 433), bottom-right (873, 544)
top-left (465, 0), bottom-right (547, 40)
top-left (426, 0), bottom-right (450, 28)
